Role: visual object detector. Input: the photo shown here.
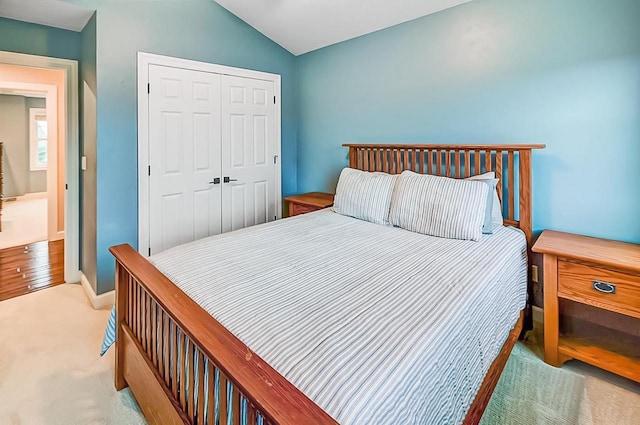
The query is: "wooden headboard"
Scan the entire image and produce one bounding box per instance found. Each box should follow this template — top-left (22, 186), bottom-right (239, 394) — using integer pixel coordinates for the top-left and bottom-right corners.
top-left (343, 143), bottom-right (545, 244)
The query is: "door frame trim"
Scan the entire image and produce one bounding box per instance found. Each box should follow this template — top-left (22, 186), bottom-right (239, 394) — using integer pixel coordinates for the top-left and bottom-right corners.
top-left (0, 51), bottom-right (80, 284)
top-left (137, 52), bottom-right (282, 257)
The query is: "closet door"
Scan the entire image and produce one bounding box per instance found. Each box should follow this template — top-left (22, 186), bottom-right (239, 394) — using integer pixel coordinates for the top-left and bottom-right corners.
top-left (148, 65), bottom-right (222, 254)
top-left (220, 75), bottom-right (277, 232)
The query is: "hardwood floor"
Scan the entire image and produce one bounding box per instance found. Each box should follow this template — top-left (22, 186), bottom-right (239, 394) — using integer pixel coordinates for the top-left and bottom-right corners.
top-left (0, 240), bottom-right (64, 302)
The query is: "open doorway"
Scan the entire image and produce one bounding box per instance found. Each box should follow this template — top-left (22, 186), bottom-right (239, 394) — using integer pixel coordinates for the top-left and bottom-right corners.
top-left (0, 89), bottom-right (56, 248)
top-left (0, 53), bottom-right (79, 301)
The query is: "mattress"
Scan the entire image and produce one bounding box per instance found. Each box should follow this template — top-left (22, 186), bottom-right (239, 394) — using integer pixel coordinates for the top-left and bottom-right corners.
top-left (143, 209), bottom-right (528, 424)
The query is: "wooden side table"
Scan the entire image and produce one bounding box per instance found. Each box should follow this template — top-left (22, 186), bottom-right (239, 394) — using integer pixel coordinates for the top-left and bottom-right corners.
top-left (532, 230), bottom-right (640, 383)
top-left (284, 192), bottom-right (334, 217)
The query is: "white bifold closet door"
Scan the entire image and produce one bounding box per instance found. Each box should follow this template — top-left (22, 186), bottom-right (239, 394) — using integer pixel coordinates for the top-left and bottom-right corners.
top-left (149, 65), bottom-right (222, 253)
top-left (148, 65), bottom-right (276, 254)
top-left (221, 75), bottom-right (276, 233)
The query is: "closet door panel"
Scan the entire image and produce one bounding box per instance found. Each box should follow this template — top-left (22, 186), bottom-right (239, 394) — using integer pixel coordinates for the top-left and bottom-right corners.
top-left (148, 65), bottom-right (222, 254)
top-left (221, 76), bottom-right (276, 233)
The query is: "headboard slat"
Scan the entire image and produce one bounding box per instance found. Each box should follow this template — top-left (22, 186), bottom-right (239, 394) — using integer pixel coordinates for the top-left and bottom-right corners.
top-left (369, 149), bottom-right (375, 171)
top-left (485, 151), bottom-right (492, 175)
top-left (464, 150), bottom-right (471, 178)
top-left (403, 149), bottom-right (409, 173)
top-left (519, 150), bottom-right (533, 240)
top-left (343, 143), bottom-right (545, 244)
top-left (385, 149), bottom-right (390, 173)
top-left (444, 151), bottom-right (451, 177)
top-left (495, 152), bottom-right (503, 203)
top-left (507, 151), bottom-right (515, 221)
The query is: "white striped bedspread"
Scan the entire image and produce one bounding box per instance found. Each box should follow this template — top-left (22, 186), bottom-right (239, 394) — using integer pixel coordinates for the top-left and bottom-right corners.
top-left (108, 209), bottom-right (527, 424)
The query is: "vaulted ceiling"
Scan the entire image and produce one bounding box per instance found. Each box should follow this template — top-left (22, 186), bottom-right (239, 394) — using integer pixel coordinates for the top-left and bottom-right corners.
top-left (0, 0), bottom-right (93, 31)
top-left (0, 0), bottom-right (470, 55)
top-left (214, 0), bottom-right (471, 55)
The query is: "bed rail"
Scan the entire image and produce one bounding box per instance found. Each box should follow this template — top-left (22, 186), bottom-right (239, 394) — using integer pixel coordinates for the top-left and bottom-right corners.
top-left (343, 143), bottom-right (545, 244)
top-left (111, 244), bottom-right (338, 425)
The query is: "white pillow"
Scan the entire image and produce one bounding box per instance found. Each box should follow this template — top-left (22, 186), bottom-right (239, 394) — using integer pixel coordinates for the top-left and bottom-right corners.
top-left (466, 177), bottom-right (498, 234)
top-left (333, 168), bottom-right (396, 225)
top-left (389, 171), bottom-right (488, 241)
top-left (467, 172), bottom-right (504, 228)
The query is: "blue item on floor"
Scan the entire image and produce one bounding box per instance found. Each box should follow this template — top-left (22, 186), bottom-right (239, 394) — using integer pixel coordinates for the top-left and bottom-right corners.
top-left (101, 306), bottom-right (116, 356)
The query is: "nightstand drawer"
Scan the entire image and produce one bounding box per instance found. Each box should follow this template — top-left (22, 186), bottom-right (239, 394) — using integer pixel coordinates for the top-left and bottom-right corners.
top-left (285, 192), bottom-right (334, 217)
top-left (291, 203), bottom-right (321, 216)
top-left (558, 260), bottom-right (640, 319)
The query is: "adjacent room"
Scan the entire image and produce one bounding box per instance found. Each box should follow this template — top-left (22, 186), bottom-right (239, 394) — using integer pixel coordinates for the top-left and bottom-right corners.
top-left (0, 0), bottom-right (638, 424)
top-left (0, 91), bottom-right (48, 249)
top-left (0, 60), bottom-right (69, 301)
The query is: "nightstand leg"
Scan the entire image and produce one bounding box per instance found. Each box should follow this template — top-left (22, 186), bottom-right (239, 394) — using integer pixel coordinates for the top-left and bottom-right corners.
top-left (543, 254), bottom-right (561, 366)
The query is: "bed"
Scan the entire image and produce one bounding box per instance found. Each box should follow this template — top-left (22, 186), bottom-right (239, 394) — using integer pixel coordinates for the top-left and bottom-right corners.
top-left (109, 143), bottom-right (544, 425)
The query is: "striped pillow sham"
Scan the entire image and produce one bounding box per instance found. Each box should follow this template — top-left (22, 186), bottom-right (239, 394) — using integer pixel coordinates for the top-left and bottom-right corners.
top-left (389, 171), bottom-right (489, 241)
top-left (333, 168), bottom-right (396, 225)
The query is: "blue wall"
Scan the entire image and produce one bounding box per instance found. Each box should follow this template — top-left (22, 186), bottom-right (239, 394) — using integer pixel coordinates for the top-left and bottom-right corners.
top-left (80, 13), bottom-right (97, 292)
top-left (297, 0), bottom-right (640, 243)
top-left (68, 0), bottom-right (298, 293)
top-left (0, 17), bottom-right (81, 60)
top-left (4, 0), bottom-right (639, 294)
top-left (0, 17), bottom-right (87, 278)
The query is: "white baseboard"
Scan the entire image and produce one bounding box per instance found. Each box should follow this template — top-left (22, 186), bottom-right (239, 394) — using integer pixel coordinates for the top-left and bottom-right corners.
top-left (80, 272), bottom-right (114, 309)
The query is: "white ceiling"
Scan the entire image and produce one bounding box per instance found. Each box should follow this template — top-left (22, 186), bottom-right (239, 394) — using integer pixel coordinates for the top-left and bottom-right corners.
top-left (0, 0), bottom-right (93, 32)
top-left (215, 0), bottom-right (471, 55)
top-left (0, 0), bottom-right (469, 54)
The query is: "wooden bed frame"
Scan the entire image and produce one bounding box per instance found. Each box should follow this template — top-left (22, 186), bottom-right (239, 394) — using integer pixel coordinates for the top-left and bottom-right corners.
top-left (111, 143), bottom-right (544, 425)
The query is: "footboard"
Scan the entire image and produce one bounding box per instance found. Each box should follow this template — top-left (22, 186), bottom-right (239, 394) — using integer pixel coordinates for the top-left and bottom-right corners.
top-left (110, 244), bottom-right (338, 425)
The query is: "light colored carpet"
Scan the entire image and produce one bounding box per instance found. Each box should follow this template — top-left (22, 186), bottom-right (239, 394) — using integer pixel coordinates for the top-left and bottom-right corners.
top-left (517, 323), bottom-right (640, 425)
top-left (481, 343), bottom-right (585, 424)
top-left (0, 284), bottom-right (145, 425)
top-left (0, 195), bottom-right (48, 249)
top-left (1, 285), bottom-right (638, 424)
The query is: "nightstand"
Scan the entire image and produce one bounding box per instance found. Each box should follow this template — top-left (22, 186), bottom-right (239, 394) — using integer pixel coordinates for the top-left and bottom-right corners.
top-left (532, 230), bottom-right (640, 383)
top-left (284, 192), bottom-right (334, 217)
